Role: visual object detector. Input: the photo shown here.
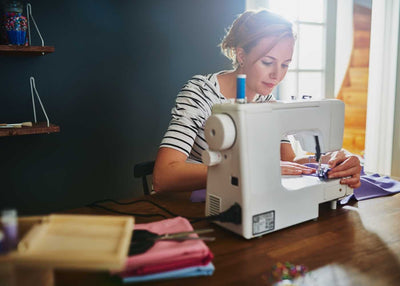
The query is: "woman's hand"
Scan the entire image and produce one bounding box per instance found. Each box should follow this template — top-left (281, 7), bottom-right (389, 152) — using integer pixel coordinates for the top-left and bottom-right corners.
top-left (281, 161), bottom-right (315, 175)
top-left (326, 151), bottom-right (362, 189)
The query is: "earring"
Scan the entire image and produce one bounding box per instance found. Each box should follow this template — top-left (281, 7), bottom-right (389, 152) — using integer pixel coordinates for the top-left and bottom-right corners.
top-left (239, 62), bottom-right (244, 67)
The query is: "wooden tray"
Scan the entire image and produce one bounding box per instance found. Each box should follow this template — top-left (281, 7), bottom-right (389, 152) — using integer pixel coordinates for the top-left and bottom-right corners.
top-left (1, 214), bottom-right (134, 271)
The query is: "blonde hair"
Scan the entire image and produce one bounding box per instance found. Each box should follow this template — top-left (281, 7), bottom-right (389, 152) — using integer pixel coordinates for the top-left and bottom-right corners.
top-left (220, 9), bottom-right (296, 67)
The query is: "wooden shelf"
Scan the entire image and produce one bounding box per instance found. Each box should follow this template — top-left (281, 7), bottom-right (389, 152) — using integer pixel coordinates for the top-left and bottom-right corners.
top-left (0, 122), bottom-right (60, 137)
top-left (0, 45), bottom-right (55, 55)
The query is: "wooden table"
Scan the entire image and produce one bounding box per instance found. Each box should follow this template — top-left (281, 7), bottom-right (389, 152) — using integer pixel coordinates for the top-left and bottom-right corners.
top-left (54, 192), bottom-right (400, 286)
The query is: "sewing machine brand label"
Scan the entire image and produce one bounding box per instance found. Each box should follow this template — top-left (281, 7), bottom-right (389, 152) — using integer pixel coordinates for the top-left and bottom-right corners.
top-left (252, 210), bottom-right (275, 235)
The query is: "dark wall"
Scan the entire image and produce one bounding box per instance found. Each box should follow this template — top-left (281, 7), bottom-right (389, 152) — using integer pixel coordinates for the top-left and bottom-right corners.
top-left (0, 0), bottom-right (245, 214)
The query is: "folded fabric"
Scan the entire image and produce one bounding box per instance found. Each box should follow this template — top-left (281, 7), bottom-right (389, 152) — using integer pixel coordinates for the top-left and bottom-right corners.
top-left (117, 216), bottom-right (213, 277)
top-left (121, 253), bottom-right (213, 277)
top-left (190, 189), bottom-right (206, 202)
top-left (122, 262), bottom-right (215, 283)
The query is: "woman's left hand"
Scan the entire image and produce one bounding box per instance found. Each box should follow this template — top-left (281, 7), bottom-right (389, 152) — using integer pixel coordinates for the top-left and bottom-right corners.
top-left (326, 151), bottom-right (362, 188)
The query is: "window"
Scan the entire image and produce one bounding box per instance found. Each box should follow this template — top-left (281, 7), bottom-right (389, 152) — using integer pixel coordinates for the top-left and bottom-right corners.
top-left (246, 0), bottom-right (337, 156)
top-left (246, 0), bottom-right (334, 100)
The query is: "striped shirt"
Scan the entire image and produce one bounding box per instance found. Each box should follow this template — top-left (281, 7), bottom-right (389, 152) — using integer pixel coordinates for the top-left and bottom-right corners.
top-left (160, 71), bottom-right (275, 163)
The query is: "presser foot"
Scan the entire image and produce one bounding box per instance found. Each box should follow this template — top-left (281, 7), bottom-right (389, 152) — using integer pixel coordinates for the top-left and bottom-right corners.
top-left (317, 165), bottom-right (330, 181)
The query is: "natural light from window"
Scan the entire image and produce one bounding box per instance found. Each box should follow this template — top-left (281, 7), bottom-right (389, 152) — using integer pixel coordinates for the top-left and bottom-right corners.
top-left (267, 0), bottom-right (327, 100)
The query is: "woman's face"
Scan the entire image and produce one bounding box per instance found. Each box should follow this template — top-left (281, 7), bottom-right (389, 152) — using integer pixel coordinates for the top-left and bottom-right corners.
top-left (238, 36), bottom-right (295, 97)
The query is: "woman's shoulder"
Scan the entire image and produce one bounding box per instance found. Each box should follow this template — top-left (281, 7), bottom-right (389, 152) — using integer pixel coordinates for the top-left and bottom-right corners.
top-left (179, 71), bottom-right (227, 101)
top-left (185, 72), bottom-right (222, 88)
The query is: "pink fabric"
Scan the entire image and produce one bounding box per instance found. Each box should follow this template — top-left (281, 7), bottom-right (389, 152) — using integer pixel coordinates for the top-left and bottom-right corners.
top-left (118, 217), bottom-right (213, 277)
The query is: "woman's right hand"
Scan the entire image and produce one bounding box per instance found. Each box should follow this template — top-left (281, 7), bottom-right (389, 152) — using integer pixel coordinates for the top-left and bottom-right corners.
top-left (280, 161), bottom-right (315, 175)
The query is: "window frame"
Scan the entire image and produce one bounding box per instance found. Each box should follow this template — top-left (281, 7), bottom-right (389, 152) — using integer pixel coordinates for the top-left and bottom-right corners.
top-left (245, 0), bottom-right (337, 99)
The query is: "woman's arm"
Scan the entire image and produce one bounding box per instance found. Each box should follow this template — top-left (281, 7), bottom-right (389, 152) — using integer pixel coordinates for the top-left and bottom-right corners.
top-left (280, 142), bottom-right (315, 175)
top-left (153, 147), bottom-right (207, 193)
top-left (154, 141), bottom-right (314, 192)
top-left (154, 143), bottom-right (313, 192)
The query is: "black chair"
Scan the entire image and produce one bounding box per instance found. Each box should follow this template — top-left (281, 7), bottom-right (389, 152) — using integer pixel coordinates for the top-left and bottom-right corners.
top-left (134, 160), bottom-right (155, 195)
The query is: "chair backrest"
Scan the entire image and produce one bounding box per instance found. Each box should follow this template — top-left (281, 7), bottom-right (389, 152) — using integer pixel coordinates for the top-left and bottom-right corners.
top-left (133, 161), bottom-right (155, 195)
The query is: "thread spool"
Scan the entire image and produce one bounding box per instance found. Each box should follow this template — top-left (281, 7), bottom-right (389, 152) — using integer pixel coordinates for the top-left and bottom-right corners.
top-left (236, 74), bottom-right (246, 103)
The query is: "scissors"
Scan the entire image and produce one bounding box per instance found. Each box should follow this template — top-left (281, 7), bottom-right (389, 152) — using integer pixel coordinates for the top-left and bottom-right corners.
top-left (129, 228), bottom-right (215, 255)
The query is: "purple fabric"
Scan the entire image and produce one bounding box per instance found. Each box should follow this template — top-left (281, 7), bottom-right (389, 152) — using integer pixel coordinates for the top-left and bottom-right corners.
top-left (306, 163), bottom-right (400, 203)
top-left (340, 174), bottom-right (400, 204)
top-left (189, 167), bottom-right (400, 204)
top-left (353, 174), bottom-right (400, 200)
top-left (304, 163), bottom-right (330, 180)
top-left (304, 163), bottom-right (320, 169)
top-left (190, 189), bottom-right (206, 202)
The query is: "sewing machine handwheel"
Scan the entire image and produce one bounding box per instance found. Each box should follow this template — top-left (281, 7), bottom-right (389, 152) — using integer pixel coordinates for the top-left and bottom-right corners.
top-left (204, 114), bottom-right (236, 151)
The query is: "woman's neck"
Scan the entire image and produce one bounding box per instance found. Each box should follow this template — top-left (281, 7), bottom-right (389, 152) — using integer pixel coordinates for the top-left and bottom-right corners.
top-left (217, 70), bottom-right (256, 101)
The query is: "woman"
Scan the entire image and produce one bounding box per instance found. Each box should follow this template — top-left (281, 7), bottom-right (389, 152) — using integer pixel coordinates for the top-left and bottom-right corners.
top-left (153, 9), bottom-right (361, 193)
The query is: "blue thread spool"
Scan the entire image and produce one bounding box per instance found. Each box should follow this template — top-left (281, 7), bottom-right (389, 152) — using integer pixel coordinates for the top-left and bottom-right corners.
top-left (236, 74), bottom-right (246, 103)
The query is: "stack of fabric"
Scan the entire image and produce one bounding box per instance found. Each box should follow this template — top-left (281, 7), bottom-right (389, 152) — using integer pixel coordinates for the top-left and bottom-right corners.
top-left (116, 216), bottom-right (215, 283)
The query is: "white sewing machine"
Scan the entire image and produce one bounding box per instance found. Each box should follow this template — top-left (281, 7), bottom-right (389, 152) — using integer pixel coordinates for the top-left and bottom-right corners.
top-left (202, 99), bottom-right (353, 239)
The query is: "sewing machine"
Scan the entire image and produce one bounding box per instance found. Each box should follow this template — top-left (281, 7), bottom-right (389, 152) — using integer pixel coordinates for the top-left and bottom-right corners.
top-left (202, 99), bottom-right (353, 239)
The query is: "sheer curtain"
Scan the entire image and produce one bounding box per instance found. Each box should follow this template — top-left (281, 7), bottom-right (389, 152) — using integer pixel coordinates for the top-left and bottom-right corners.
top-left (364, 0), bottom-right (400, 176)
